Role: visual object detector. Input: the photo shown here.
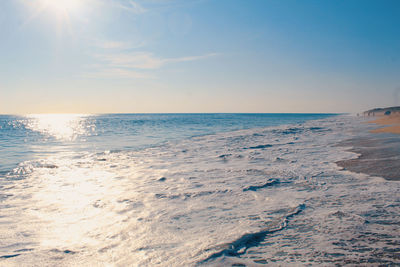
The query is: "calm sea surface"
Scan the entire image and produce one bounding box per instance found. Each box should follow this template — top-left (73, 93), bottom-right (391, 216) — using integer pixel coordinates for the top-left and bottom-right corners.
top-left (0, 113), bottom-right (399, 266)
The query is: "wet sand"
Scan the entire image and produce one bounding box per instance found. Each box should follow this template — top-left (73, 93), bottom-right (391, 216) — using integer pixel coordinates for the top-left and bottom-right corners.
top-left (336, 114), bottom-right (400, 181)
top-left (336, 135), bottom-right (400, 181)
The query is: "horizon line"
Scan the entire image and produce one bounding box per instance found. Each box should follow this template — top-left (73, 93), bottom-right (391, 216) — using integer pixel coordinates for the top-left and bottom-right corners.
top-left (0, 112), bottom-right (346, 116)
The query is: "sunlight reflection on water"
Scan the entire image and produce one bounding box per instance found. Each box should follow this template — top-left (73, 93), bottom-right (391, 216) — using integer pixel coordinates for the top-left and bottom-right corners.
top-left (35, 166), bottom-right (121, 249)
top-left (24, 114), bottom-right (95, 141)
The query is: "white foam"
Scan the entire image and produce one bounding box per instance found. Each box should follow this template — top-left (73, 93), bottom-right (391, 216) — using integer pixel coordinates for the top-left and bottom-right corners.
top-left (0, 115), bottom-right (399, 266)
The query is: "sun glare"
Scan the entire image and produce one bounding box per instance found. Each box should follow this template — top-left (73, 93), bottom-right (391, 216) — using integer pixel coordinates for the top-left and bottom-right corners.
top-left (26, 0), bottom-right (89, 35)
top-left (39, 0), bottom-right (82, 14)
top-left (25, 114), bottom-right (92, 141)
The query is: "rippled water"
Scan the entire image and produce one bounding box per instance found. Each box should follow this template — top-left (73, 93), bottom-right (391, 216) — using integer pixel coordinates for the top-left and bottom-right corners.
top-left (0, 114), bottom-right (399, 266)
top-left (0, 113), bottom-right (330, 174)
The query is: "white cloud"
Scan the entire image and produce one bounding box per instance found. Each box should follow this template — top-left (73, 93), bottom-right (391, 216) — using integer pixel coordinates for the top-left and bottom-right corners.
top-left (84, 52), bottom-right (216, 79)
top-left (95, 52), bottom-right (163, 69)
top-left (109, 0), bottom-right (147, 14)
top-left (165, 53), bottom-right (218, 64)
top-left (92, 39), bottom-right (146, 50)
top-left (95, 52), bottom-right (217, 70)
top-left (86, 37), bottom-right (217, 78)
top-left (82, 68), bottom-right (151, 79)
top-left (97, 41), bottom-right (132, 49)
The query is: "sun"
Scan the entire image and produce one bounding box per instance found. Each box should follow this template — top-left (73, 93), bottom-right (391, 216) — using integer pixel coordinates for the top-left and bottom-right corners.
top-left (36, 0), bottom-right (84, 20)
top-left (40, 0), bottom-right (82, 14)
top-left (28, 0), bottom-right (88, 33)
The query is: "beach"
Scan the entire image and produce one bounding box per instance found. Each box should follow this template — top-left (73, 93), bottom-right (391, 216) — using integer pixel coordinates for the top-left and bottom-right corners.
top-left (368, 113), bottom-right (400, 134)
top-left (2, 0), bottom-right (399, 265)
top-left (336, 114), bottom-right (400, 181)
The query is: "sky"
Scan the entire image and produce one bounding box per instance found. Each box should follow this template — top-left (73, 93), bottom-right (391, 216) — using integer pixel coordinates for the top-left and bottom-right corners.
top-left (0, 0), bottom-right (399, 114)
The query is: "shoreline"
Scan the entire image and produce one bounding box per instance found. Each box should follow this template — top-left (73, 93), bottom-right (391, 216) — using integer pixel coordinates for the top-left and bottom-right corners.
top-left (336, 115), bottom-right (400, 181)
top-left (367, 113), bottom-right (400, 134)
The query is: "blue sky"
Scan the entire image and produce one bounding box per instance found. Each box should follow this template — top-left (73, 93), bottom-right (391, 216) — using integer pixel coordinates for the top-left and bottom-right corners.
top-left (0, 0), bottom-right (399, 113)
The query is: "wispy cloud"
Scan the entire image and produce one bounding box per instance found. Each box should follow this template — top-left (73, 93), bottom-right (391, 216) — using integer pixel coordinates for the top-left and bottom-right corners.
top-left (95, 52), bottom-right (164, 69)
top-left (96, 41), bottom-right (132, 49)
top-left (94, 52), bottom-right (217, 70)
top-left (94, 40), bottom-right (146, 50)
top-left (108, 0), bottom-right (147, 14)
top-left (85, 35), bottom-right (217, 79)
top-left (166, 53), bottom-right (218, 64)
top-left (83, 68), bottom-right (151, 79)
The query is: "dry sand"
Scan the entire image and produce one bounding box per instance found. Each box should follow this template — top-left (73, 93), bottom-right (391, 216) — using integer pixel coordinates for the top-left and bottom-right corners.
top-left (368, 113), bottom-right (400, 134)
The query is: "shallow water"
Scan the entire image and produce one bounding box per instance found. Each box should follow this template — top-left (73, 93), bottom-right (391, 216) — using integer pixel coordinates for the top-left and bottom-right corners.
top-left (0, 114), bottom-right (399, 266)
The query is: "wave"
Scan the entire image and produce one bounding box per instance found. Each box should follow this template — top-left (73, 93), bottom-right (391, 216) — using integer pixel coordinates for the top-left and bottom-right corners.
top-left (198, 204), bottom-right (306, 264)
top-left (245, 144), bottom-right (273, 150)
top-left (6, 160), bottom-right (58, 177)
top-left (154, 189), bottom-right (230, 200)
top-left (242, 178), bottom-right (280, 191)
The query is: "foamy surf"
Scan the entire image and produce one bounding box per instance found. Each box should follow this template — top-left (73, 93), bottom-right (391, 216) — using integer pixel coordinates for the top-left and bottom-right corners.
top-left (0, 114), bottom-right (399, 266)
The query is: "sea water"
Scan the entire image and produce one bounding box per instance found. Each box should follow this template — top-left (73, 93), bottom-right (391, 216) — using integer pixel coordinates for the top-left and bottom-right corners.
top-left (0, 114), bottom-right (399, 266)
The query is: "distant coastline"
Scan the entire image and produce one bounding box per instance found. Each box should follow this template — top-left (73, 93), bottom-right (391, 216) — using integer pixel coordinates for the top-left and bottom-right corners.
top-left (363, 106), bottom-right (400, 134)
top-left (363, 106), bottom-right (400, 116)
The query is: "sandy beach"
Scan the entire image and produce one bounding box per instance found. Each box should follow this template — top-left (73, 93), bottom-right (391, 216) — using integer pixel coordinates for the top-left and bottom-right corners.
top-left (336, 113), bottom-right (400, 181)
top-left (368, 113), bottom-right (400, 134)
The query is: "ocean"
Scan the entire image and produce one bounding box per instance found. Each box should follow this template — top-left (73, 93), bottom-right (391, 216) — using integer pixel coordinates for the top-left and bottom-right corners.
top-left (0, 113), bottom-right (399, 266)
